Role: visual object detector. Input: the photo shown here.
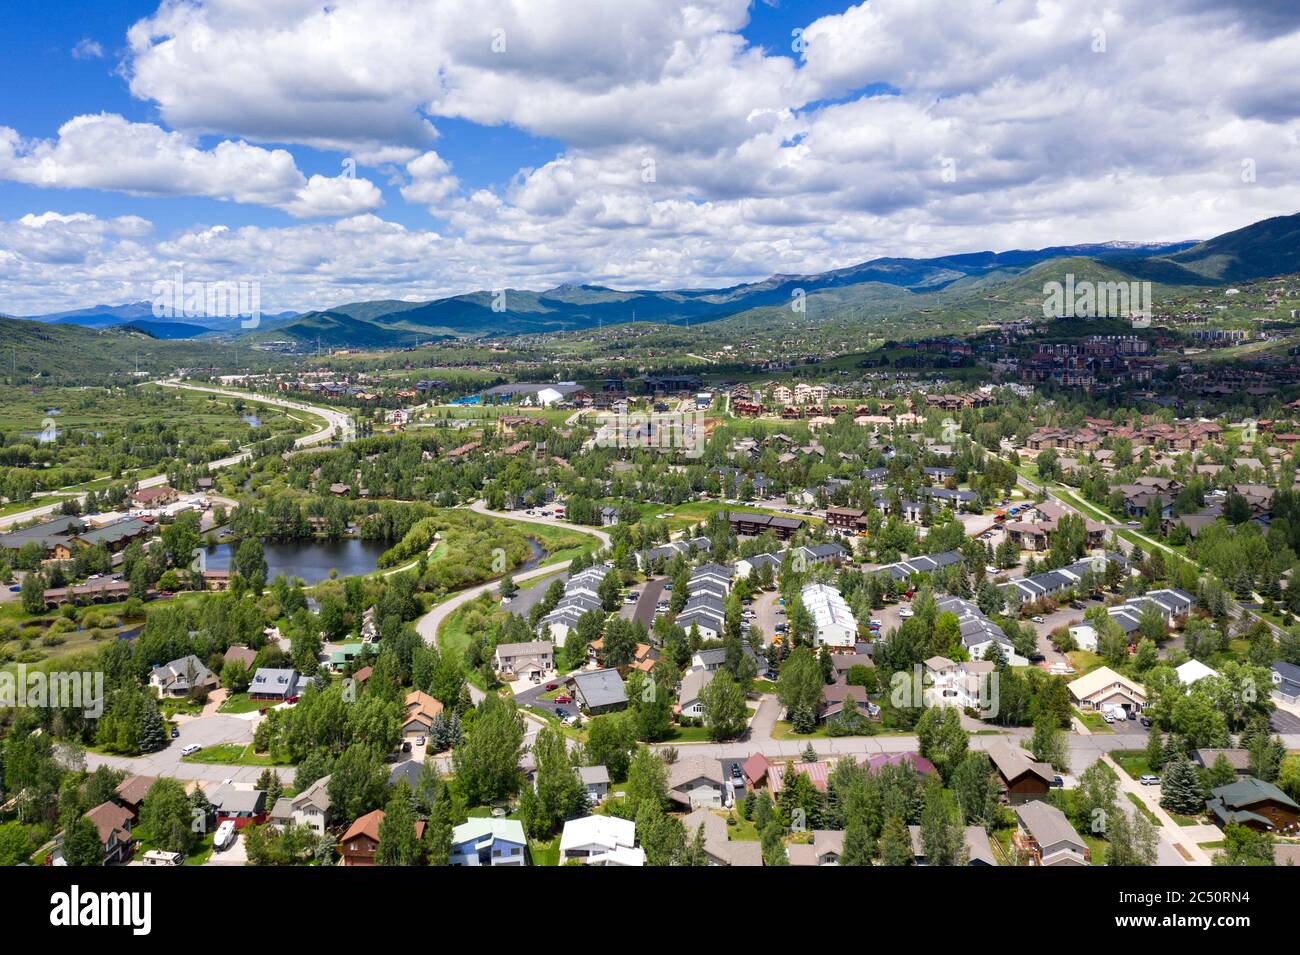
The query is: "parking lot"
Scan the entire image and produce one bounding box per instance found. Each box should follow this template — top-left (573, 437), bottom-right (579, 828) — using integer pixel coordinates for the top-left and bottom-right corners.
top-left (621, 576), bottom-right (666, 629)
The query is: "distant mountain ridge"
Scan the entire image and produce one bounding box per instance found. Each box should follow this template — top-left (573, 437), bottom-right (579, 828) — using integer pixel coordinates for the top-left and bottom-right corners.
top-left (6, 211), bottom-right (1298, 347)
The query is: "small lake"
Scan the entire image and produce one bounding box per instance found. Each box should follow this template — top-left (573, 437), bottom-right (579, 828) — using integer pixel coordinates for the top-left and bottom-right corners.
top-left (204, 538), bottom-right (389, 584)
top-left (242, 414), bottom-right (262, 427)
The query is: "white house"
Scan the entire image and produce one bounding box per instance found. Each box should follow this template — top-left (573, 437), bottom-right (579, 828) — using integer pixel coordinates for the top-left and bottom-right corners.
top-left (801, 582), bottom-right (857, 648)
top-left (269, 775), bottom-right (331, 836)
top-left (559, 815), bottom-right (644, 866)
top-left (678, 668), bottom-right (715, 719)
top-left (1068, 624), bottom-right (1098, 653)
top-left (1175, 659), bottom-right (1219, 686)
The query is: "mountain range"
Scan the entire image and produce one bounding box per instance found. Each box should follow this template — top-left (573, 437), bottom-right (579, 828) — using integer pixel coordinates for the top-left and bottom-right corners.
top-left (5, 211), bottom-right (1299, 350)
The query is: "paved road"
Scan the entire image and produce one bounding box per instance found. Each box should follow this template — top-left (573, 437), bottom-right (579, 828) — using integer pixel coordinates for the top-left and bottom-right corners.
top-left (81, 713), bottom-right (263, 783)
top-left (468, 500), bottom-right (612, 549)
top-left (1102, 753), bottom-right (1211, 866)
top-left (415, 502), bottom-right (610, 654)
top-left (0, 382), bottom-right (348, 531)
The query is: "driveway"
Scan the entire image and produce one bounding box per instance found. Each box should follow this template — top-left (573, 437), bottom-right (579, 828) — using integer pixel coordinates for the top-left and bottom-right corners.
top-left (501, 571), bottom-right (567, 619)
top-left (1270, 707), bottom-right (1300, 734)
top-left (749, 589), bottom-right (783, 645)
top-left (623, 577), bottom-right (665, 629)
top-left (205, 831), bottom-right (249, 866)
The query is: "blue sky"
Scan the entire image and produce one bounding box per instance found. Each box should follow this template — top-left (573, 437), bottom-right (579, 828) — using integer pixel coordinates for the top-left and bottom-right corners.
top-left (0, 0), bottom-right (1296, 314)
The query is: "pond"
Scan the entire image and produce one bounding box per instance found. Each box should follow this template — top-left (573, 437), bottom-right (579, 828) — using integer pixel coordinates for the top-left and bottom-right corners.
top-left (242, 414), bottom-right (262, 427)
top-left (204, 538), bottom-right (389, 585)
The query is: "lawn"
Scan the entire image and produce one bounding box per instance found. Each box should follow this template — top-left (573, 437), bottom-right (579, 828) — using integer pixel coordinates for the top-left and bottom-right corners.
top-left (1111, 749), bottom-right (1151, 779)
top-left (529, 835), bottom-right (561, 867)
top-left (134, 831), bottom-right (215, 866)
top-left (657, 724), bottom-right (715, 743)
top-left (724, 813), bottom-right (760, 842)
top-left (217, 692), bottom-right (273, 714)
top-left (1065, 649), bottom-right (1104, 673)
top-left (1073, 708), bottom-right (1113, 734)
top-left (180, 743), bottom-right (291, 767)
top-left (1125, 792), bottom-right (1162, 827)
top-left (1082, 833), bottom-right (1108, 866)
top-left (771, 720), bottom-right (895, 740)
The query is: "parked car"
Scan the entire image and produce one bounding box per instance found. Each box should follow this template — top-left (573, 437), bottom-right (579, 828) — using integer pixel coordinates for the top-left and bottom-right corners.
top-left (625, 593), bottom-right (640, 604)
top-left (7, 586), bottom-right (20, 593)
top-left (898, 607), bottom-right (914, 618)
top-left (554, 694), bottom-right (572, 704)
top-left (1139, 716), bottom-right (1153, 728)
top-left (170, 727), bottom-right (180, 739)
top-left (1051, 775), bottom-right (1064, 788)
top-left (1031, 616), bottom-right (1045, 624)
top-left (730, 765), bottom-right (744, 782)
top-left (416, 736), bottom-right (426, 746)
top-left (180, 744), bottom-right (201, 756)
top-left (1139, 774), bottom-right (1161, 786)
top-left (401, 741), bottom-right (412, 753)
top-left (545, 683), bottom-right (558, 691)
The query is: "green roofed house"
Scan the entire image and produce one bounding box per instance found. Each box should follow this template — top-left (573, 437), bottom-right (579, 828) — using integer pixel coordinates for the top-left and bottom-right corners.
top-left (328, 643), bottom-right (366, 672)
top-left (71, 517), bottom-right (153, 553)
top-left (1206, 777), bottom-right (1300, 832)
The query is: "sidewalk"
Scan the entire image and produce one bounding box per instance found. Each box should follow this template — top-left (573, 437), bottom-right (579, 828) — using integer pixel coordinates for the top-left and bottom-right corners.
top-left (1101, 754), bottom-right (1215, 865)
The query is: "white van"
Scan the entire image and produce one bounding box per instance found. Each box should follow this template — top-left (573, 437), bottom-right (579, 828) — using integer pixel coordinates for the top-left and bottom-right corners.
top-left (213, 820), bottom-right (237, 851)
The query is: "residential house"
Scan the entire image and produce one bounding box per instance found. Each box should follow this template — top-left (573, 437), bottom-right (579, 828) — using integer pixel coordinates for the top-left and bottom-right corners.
top-left (206, 786), bottom-right (266, 831)
top-left (577, 765), bottom-right (610, 805)
top-left (402, 690), bottom-right (444, 740)
top-left (340, 809), bottom-right (384, 866)
top-left (558, 815), bottom-right (643, 866)
top-left (1271, 662), bottom-right (1300, 705)
top-left (568, 668), bottom-right (628, 715)
top-left (802, 582), bottom-right (858, 648)
top-left (269, 774), bottom-right (332, 836)
top-left (1191, 749), bottom-right (1251, 777)
top-left (493, 640), bottom-right (554, 681)
top-left (84, 801), bottom-right (135, 865)
top-left (907, 825), bottom-right (997, 865)
top-left (247, 667), bottom-right (301, 702)
top-left (668, 756), bottom-right (729, 809)
top-left (148, 655), bottom-right (219, 698)
top-left (113, 775), bottom-right (157, 822)
top-left (1067, 666), bottom-right (1146, 716)
top-left (450, 818), bottom-right (528, 866)
top-left (985, 741), bottom-right (1055, 803)
top-left (680, 809), bottom-right (763, 866)
top-left (1013, 801), bottom-right (1090, 866)
top-left (677, 668), bottom-right (715, 720)
top-left (1207, 778), bottom-right (1300, 832)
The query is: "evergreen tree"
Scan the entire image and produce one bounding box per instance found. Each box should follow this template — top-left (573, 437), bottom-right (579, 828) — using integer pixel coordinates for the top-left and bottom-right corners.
top-left (376, 782), bottom-right (421, 866)
top-left (1158, 757), bottom-right (1205, 816)
top-left (878, 814), bottom-right (913, 866)
top-left (138, 695), bottom-right (167, 754)
top-left (62, 816), bottom-right (105, 866)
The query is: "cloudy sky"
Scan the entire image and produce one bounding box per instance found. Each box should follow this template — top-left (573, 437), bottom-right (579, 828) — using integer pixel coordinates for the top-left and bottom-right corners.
top-left (1, 0), bottom-right (1298, 315)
